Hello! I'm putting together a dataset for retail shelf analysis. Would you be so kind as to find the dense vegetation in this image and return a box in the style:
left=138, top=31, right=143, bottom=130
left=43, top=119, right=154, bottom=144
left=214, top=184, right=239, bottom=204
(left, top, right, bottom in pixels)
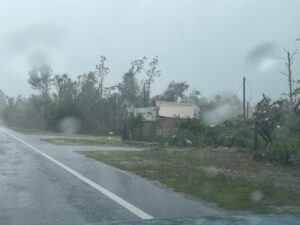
left=161, top=116, right=300, bottom=164
left=0, top=55, right=240, bottom=134
left=0, top=56, right=161, bottom=134
left=0, top=54, right=300, bottom=164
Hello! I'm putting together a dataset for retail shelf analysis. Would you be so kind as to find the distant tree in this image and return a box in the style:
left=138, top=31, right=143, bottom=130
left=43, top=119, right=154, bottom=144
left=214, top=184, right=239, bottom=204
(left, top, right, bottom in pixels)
left=1, top=97, right=15, bottom=126
left=182, top=88, right=207, bottom=106
left=52, top=73, right=78, bottom=119
left=53, top=74, right=77, bottom=100
left=76, top=72, right=100, bottom=133
left=143, top=56, right=161, bottom=106
left=28, top=64, right=53, bottom=97
left=95, top=56, right=110, bottom=133
left=159, top=81, right=189, bottom=102
left=129, top=57, right=147, bottom=75
left=95, top=55, right=110, bottom=102
left=0, top=90, right=6, bottom=113
left=118, top=57, right=147, bottom=107
left=118, top=71, right=140, bottom=106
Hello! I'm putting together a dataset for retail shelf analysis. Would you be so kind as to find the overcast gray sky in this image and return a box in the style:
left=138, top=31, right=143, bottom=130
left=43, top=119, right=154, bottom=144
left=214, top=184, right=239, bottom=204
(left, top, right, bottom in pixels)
left=0, top=0, right=300, bottom=103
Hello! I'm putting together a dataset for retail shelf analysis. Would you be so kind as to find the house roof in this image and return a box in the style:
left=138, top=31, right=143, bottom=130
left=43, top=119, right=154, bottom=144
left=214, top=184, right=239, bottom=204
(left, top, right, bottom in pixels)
left=156, top=100, right=195, bottom=107
left=155, top=100, right=199, bottom=118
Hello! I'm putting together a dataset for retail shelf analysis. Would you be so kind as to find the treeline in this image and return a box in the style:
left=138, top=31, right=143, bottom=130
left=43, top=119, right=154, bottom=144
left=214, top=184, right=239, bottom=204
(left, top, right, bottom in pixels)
left=0, top=54, right=299, bottom=163
left=0, top=56, right=242, bottom=135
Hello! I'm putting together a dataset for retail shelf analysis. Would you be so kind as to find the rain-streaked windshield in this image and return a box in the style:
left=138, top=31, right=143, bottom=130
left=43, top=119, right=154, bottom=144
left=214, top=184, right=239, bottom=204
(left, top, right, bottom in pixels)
left=0, top=1, right=299, bottom=224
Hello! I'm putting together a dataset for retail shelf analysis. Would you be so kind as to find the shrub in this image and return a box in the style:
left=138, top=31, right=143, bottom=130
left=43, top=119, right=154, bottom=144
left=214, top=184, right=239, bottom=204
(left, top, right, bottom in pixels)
left=203, top=125, right=226, bottom=146
left=216, top=122, right=253, bottom=148
left=162, top=118, right=253, bottom=149
left=169, top=118, right=206, bottom=147
left=122, top=114, right=159, bottom=142
left=266, top=126, right=300, bottom=164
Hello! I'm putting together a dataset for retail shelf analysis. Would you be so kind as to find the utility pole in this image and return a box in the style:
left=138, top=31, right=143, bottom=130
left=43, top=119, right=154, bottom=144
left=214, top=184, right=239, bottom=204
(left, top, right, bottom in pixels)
left=243, top=77, right=246, bottom=120
left=246, top=101, right=249, bottom=119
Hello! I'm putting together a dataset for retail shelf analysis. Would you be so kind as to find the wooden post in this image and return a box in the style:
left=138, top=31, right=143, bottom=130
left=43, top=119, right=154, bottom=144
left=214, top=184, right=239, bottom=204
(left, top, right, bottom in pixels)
left=253, top=120, right=258, bottom=158
left=246, top=101, right=249, bottom=119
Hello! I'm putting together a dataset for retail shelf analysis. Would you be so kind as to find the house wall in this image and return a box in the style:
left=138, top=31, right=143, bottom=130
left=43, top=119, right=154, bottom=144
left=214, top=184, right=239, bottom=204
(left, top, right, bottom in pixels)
left=156, top=101, right=200, bottom=119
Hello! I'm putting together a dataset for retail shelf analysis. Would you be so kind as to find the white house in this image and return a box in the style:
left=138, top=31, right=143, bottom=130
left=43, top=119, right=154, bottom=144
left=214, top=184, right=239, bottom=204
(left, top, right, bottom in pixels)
left=128, top=100, right=200, bottom=121
left=155, top=100, right=200, bottom=119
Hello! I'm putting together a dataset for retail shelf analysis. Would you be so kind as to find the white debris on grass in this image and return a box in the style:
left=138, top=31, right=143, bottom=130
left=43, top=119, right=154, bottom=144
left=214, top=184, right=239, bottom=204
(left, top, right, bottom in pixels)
left=250, top=190, right=264, bottom=202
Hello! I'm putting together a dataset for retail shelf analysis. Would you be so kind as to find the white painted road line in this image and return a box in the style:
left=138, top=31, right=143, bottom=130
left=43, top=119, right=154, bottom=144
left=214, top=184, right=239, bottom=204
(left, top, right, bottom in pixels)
left=1, top=129, right=153, bottom=220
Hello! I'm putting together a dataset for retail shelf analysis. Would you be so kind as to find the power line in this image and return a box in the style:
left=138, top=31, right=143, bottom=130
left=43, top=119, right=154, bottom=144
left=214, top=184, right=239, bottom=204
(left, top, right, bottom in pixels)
left=233, top=82, right=243, bottom=97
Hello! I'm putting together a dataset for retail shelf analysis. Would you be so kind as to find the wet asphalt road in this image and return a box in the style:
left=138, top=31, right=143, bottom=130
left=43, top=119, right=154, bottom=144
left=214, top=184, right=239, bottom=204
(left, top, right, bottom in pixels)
left=0, top=128, right=226, bottom=225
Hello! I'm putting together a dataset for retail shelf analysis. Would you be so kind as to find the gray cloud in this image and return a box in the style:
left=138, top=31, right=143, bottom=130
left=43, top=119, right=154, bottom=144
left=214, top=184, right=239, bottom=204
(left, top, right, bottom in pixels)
left=0, top=0, right=299, bottom=101
left=5, top=24, right=64, bottom=53
left=245, top=42, right=280, bottom=73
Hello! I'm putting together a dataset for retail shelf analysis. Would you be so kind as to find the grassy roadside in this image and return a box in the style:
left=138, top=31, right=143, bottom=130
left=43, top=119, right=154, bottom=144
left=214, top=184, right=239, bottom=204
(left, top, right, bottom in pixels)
left=8, top=127, right=58, bottom=135
left=9, top=127, right=153, bottom=148
left=79, top=147, right=300, bottom=213
left=42, top=137, right=156, bottom=148
left=42, top=137, right=126, bottom=147
left=8, top=127, right=117, bottom=139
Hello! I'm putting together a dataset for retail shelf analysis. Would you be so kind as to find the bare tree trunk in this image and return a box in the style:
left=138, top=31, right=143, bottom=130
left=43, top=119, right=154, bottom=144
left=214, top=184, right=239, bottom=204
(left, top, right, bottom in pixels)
left=280, top=49, right=298, bottom=103
left=287, top=51, right=293, bottom=103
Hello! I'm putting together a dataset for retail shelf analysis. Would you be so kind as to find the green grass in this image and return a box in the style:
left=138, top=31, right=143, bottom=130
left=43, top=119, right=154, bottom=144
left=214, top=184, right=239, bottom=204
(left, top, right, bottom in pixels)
left=42, top=137, right=126, bottom=147
left=9, top=127, right=57, bottom=135
left=42, top=137, right=156, bottom=148
left=79, top=147, right=300, bottom=213
left=10, top=126, right=151, bottom=148
left=9, top=127, right=124, bottom=141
